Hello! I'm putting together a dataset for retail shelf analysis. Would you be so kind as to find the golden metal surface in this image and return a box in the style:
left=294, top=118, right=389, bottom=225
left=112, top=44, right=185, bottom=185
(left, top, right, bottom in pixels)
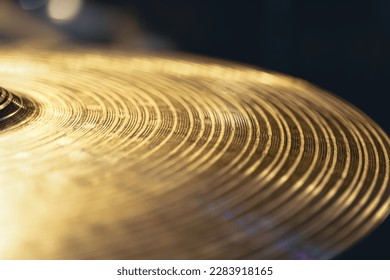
left=0, top=49, right=389, bottom=259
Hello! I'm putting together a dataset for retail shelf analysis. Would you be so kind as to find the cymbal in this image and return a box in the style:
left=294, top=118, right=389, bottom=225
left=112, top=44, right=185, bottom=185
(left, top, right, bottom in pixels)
left=0, top=48, right=389, bottom=259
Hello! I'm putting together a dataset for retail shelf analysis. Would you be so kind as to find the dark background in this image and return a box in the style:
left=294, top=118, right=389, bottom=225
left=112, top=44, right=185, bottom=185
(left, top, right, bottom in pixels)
left=1, top=0, right=389, bottom=259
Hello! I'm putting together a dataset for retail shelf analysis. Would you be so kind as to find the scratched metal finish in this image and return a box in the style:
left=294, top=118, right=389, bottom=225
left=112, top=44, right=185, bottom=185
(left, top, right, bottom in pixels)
left=0, top=49, right=389, bottom=259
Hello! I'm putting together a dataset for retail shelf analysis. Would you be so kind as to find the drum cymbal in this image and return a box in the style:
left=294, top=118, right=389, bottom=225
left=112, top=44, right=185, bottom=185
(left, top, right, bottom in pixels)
left=0, top=48, right=389, bottom=259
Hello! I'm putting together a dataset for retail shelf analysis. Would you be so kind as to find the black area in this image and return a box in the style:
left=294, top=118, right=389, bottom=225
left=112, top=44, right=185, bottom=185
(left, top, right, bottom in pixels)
left=129, top=0, right=390, bottom=133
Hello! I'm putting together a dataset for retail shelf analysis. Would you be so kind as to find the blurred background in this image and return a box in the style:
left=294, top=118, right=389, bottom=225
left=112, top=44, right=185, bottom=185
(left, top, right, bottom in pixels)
left=1, top=0, right=389, bottom=259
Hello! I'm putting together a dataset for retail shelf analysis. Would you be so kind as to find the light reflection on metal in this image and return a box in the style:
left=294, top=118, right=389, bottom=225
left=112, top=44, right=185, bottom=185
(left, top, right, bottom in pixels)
left=47, top=0, right=83, bottom=23
left=0, top=49, right=389, bottom=259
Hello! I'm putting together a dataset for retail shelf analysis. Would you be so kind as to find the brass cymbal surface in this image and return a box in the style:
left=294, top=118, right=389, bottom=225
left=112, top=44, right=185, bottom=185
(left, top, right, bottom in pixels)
left=0, top=49, right=389, bottom=259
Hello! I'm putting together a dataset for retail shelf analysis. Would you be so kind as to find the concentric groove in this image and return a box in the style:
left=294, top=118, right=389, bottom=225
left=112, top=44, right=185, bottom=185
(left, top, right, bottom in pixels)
left=0, top=87, right=36, bottom=130
left=0, top=49, right=389, bottom=260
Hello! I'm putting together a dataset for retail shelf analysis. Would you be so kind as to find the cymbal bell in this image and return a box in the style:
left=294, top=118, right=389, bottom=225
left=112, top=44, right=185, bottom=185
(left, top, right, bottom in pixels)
left=0, top=48, right=389, bottom=259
